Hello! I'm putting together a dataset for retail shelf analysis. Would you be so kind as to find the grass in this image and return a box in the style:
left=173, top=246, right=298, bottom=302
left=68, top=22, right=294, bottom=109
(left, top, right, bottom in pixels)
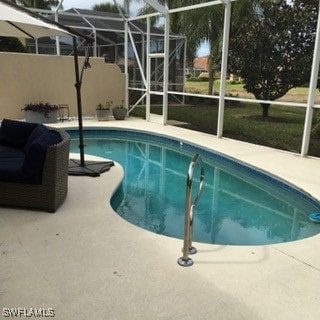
left=130, top=82, right=320, bottom=157
left=186, top=80, right=244, bottom=95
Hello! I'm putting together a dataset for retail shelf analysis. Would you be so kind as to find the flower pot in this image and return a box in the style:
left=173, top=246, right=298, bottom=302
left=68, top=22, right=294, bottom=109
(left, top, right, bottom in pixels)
left=25, top=110, right=58, bottom=124
left=96, top=109, right=110, bottom=121
left=112, top=107, right=126, bottom=120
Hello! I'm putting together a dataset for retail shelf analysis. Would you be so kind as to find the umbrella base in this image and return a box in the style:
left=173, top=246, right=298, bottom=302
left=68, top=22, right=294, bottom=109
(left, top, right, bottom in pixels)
left=68, top=159, right=114, bottom=177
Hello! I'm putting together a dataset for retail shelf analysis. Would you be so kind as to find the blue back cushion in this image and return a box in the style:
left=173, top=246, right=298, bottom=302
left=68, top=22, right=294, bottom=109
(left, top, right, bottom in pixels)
left=23, top=124, right=49, bottom=152
left=1, top=119, right=38, bottom=148
left=22, top=130, right=62, bottom=182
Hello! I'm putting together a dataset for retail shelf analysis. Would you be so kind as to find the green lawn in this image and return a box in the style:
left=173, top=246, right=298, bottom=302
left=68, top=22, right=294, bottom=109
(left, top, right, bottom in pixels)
left=185, top=80, right=316, bottom=102
left=131, top=98, right=320, bottom=157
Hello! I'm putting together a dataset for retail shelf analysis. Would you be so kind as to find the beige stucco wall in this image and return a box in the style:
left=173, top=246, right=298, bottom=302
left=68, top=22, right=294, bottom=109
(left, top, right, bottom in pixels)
left=0, top=52, right=125, bottom=120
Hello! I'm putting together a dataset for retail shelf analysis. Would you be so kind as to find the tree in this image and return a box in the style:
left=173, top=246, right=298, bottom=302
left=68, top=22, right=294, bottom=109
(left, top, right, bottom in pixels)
left=93, top=2, right=125, bottom=15
left=229, top=0, right=318, bottom=117
left=17, top=0, right=60, bottom=10
left=0, top=37, right=27, bottom=53
left=1, top=1, right=43, bottom=52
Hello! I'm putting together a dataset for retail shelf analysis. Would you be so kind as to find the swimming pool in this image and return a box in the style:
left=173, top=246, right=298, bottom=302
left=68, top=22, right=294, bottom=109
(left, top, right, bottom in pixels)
left=69, top=129, right=320, bottom=245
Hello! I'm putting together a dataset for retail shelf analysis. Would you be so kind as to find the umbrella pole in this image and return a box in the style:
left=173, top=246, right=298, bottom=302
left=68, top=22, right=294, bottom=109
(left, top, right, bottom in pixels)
left=73, top=36, right=85, bottom=166
left=68, top=37, right=115, bottom=177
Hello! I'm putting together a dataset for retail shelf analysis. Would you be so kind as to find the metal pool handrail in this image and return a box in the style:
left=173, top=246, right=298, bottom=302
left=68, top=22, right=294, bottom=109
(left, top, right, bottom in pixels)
left=178, top=153, right=205, bottom=267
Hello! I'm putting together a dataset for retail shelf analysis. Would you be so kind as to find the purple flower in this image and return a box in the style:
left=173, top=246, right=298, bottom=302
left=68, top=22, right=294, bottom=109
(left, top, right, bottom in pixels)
left=22, top=102, right=58, bottom=118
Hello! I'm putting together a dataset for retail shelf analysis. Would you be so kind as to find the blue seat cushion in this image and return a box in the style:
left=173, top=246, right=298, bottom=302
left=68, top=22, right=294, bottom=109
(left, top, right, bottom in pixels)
left=1, top=119, right=38, bottom=148
left=0, top=145, right=25, bottom=158
left=0, top=157, right=25, bottom=183
left=0, top=131, right=9, bottom=146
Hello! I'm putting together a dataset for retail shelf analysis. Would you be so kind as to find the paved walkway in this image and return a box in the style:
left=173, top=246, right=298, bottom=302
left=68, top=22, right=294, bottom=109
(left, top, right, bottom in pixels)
left=1, top=118, right=320, bottom=320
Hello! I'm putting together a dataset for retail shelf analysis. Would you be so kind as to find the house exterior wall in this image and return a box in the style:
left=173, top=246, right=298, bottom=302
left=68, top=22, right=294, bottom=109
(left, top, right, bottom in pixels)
left=0, top=52, right=125, bottom=120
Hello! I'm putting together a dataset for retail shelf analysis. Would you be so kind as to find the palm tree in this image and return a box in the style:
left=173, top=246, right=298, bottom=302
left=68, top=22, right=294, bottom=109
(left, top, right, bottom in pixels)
left=123, top=0, right=131, bottom=16
left=179, top=0, right=259, bottom=95
left=93, top=1, right=143, bottom=17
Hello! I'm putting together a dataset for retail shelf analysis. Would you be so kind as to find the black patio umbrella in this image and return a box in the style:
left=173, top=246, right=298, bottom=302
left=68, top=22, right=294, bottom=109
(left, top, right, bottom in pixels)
left=0, top=0, right=114, bottom=177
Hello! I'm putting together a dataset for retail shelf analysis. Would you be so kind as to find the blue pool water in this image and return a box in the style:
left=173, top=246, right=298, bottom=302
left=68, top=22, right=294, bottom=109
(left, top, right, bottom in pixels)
left=69, top=129, right=320, bottom=245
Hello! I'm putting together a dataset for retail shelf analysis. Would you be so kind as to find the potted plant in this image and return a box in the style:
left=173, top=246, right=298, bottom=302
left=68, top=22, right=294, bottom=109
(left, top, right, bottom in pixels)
left=22, top=102, right=59, bottom=123
left=112, top=101, right=127, bottom=120
left=96, top=101, right=111, bottom=121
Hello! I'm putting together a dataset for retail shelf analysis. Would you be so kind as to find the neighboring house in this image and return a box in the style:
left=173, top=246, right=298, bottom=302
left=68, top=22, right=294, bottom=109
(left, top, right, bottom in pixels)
left=193, top=55, right=208, bottom=71
left=193, top=55, right=241, bottom=81
left=193, top=55, right=209, bottom=78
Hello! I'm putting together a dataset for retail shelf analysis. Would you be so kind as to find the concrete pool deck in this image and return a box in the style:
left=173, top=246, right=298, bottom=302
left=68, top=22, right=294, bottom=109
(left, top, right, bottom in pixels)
left=1, top=118, right=320, bottom=320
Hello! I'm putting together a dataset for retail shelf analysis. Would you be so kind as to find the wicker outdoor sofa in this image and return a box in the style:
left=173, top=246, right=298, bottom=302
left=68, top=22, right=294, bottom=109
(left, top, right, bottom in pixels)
left=0, top=119, right=70, bottom=212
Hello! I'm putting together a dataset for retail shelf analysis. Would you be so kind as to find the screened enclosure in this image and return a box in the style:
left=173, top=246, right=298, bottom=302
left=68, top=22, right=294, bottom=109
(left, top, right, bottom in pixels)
left=27, top=8, right=186, bottom=103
